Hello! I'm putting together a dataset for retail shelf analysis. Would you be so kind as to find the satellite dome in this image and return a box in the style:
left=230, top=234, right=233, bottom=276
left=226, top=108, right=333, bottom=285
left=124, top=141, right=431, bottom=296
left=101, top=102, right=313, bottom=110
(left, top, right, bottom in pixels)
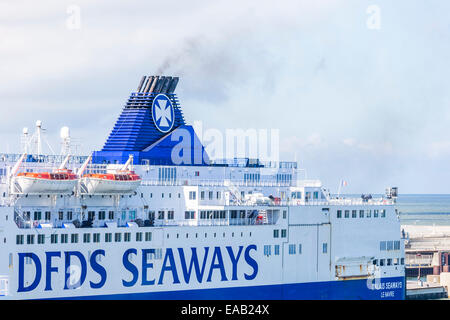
left=60, top=126, right=70, bottom=139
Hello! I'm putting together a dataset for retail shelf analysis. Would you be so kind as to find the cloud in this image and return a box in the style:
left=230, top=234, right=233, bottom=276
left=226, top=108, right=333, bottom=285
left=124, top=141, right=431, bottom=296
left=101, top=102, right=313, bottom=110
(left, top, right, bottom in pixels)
left=0, top=0, right=449, bottom=193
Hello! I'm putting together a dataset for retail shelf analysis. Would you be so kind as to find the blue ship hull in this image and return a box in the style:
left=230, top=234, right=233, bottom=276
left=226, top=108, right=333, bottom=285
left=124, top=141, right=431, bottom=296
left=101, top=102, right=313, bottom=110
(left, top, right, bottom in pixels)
left=54, top=276, right=405, bottom=300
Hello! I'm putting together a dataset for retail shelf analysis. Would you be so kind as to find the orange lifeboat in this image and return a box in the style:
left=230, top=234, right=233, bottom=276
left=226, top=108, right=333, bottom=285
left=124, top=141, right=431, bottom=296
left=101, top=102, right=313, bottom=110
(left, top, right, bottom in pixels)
left=80, top=170, right=141, bottom=194
left=14, top=169, right=78, bottom=194
left=78, top=155, right=141, bottom=194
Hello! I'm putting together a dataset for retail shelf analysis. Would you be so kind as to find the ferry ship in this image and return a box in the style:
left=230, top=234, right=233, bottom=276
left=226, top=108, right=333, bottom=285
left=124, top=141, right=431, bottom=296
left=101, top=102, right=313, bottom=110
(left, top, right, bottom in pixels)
left=0, top=75, right=405, bottom=299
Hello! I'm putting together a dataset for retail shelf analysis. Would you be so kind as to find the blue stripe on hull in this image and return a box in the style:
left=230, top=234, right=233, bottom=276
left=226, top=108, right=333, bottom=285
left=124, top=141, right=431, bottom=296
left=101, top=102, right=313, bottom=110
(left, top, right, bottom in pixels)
left=53, top=277, right=405, bottom=300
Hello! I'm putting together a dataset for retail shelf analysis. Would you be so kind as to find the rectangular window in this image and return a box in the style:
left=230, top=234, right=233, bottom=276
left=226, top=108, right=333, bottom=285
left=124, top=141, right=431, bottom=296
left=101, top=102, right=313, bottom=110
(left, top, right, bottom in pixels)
left=185, top=211, right=195, bottom=219
left=51, top=234, right=58, bottom=244
left=108, top=211, right=114, bottom=220
left=381, top=209, right=386, bottom=218
left=58, top=211, right=64, bottom=220
left=337, top=210, right=342, bottom=218
left=264, top=245, right=272, bottom=256
left=352, top=210, right=357, bottom=218
left=387, top=241, right=394, bottom=251
left=67, top=211, right=73, bottom=220
left=374, top=209, right=379, bottom=218
left=145, top=232, right=152, bottom=241
left=71, top=234, right=78, bottom=243
left=281, top=229, right=287, bottom=238
left=394, top=240, right=400, bottom=250
left=27, top=234, right=34, bottom=244
left=98, top=211, right=106, bottom=220
left=115, top=233, right=121, bottom=242
left=16, top=235, right=24, bottom=245
left=189, top=191, right=196, bottom=200
left=273, top=229, right=279, bottom=238
left=45, top=211, right=51, bottom=220
left=298, top=244, right=302, bottom=254
left=387, top=258, right=392, bottom=266
left=38, top=234, right=45, bottom=244
left=105, top=233, right=112, bottom=243
left=124, top=232, right=131, bottom=242
left=380, top=241, right=387, bottom=251
left=61, top=234, right=68, bottom=244
left=200, top=191, right=205, bottom=200
left=289, top=244, right=296, bottom=255
left=322, top=243, right=328, bottom=254
left=136, top=232, right=143, bottom=242
left=167, top=211, right=174, bottom=220
left=34, top=211, right=41, bottom=220
left=209, top=191, right=213, bottom=200
left=359, top=210, right=364, bottom=218
left=274, top=245, right=280, bottom=255
left=344, top=210, right=349, bottom=218
left=93, top=233, right=100, bottom=243
left=366, top=210, right=371, bottom=218
left=83, top=233, right=90, bottom=243
left=158, top=211, right=164, bottom=220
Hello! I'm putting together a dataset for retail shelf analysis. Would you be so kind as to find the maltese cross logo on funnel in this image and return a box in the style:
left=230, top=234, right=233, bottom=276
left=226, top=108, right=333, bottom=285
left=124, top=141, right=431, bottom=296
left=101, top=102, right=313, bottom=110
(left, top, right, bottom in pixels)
left=152, top=94, right=175, bottom=133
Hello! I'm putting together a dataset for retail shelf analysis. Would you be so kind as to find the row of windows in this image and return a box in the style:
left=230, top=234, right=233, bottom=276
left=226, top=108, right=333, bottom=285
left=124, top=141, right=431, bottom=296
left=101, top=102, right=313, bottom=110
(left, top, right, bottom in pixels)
left=16, top=232, right=152, bottom=245
left=264, top=243, right=328, bottom=257
left=21, top=210, right=136, bottom=222
left=380, top=240, right=401, bottom=251
left=200, top=191, right=222, bottom=200
left=167, top=231, right=253, bottom=239
left=200, top=210, right=226, bottom=219
left=276, top=173, right=292, bottom=183
left=337, top=209, right=386, bottom=219
left=158, top=167, right=177, bottom=182
left=244, top=173, right=260, bottom=183
left=159, top=193, right=181, bottom=199
left=373, top=258, right=404, bottom=266
left=273, top=229, right=287, bottom=238
left=291, top=191, right=322, bottom=200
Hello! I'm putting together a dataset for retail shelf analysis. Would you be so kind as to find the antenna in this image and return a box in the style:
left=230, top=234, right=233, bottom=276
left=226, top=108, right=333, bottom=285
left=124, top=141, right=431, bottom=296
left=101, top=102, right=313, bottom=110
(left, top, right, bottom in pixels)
left=36, top=120, right=42, bottom=156
left=21, top=127, right=29, bottom=153
left=60, top=126, right=71, bottom=155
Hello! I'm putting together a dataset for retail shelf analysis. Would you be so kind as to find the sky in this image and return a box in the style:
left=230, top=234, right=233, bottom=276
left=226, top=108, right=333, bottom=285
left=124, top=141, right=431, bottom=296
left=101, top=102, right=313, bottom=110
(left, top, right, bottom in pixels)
left=0, top=0, right=449, bottom=194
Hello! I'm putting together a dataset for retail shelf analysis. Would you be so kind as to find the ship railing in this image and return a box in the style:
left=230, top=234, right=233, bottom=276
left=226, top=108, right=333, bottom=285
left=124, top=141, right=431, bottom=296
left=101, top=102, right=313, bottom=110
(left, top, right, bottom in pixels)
left=140, top=179, right=292, bottom=187
left=175, top=218, right=276, bottom=227
left=0, top=153, right=89, bottom=164
left=405, top=255, right=433, bottom=267
left=328, top=198, right=394, bottom=206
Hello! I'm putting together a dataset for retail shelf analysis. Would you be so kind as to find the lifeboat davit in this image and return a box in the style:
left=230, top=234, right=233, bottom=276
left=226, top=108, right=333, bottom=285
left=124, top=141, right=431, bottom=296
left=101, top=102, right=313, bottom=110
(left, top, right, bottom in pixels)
left=80, top=170, right=141, bottom=194
left=14, top=169, right=78, bottom=194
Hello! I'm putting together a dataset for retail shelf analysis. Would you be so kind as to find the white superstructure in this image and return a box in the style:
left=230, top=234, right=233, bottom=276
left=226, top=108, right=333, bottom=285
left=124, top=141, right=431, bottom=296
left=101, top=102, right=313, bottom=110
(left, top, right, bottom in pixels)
left=0, top=75, right=405, bottom=300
